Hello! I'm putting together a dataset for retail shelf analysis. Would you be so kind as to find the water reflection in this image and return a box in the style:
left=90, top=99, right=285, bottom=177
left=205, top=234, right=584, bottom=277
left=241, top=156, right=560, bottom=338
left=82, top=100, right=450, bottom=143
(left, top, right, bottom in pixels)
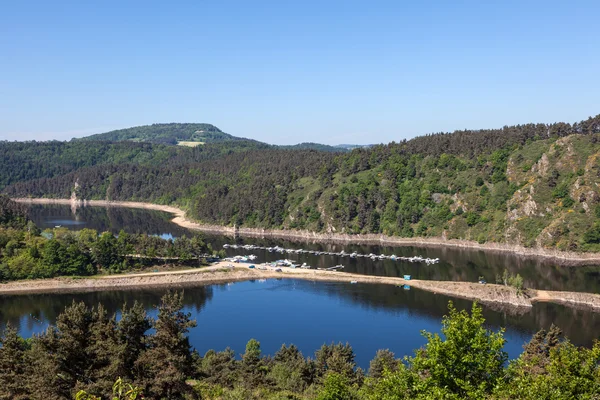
left=213, top=236, right=600, bottom=293
left=27, top=204, right=191, bottom=237
left=25, top=204, right=600, bottom=293
left=0, top=286, right=214, bottom=337
left=2, top=280, right=599, bottom=368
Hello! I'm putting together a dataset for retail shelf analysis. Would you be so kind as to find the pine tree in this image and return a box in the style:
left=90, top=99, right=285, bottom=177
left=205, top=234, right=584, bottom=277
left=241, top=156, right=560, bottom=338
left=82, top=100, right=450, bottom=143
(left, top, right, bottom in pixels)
left=240, top=338, right=265, bottom=389
left=0, top=324, right=29, bottom=399
left=135, top=291, right=197, bottom=399
left=79, top=304, right=123, bottom=397
left=117, top=301, right=151, bottom=380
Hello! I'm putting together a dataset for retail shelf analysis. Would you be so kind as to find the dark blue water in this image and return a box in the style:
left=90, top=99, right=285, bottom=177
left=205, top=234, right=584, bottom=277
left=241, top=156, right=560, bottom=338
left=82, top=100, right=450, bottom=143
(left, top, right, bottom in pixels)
left=8, top=203, right=599, bottom=368
left=3, top=279, right=599, bottom=369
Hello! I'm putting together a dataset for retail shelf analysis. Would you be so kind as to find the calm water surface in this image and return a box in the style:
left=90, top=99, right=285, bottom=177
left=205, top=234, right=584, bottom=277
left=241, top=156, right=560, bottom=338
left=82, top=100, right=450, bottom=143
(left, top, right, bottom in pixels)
left=27, top=204, right=600, bottom=292
left=7, top=204, right=598, bottom=367
left=3, top=279, right=600, bottom=368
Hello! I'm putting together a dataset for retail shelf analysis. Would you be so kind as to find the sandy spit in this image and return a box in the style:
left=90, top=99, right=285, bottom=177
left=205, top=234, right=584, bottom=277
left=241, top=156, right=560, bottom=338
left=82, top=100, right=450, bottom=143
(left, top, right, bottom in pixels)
left=2, top=262, right=600, bottom=312
left=12, top=197, right=600, bottom=265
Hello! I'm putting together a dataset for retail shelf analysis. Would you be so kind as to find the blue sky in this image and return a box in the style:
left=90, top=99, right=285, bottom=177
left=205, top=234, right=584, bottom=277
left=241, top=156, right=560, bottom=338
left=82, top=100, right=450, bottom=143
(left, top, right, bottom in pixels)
left=1, top=0, right=599, bottom=145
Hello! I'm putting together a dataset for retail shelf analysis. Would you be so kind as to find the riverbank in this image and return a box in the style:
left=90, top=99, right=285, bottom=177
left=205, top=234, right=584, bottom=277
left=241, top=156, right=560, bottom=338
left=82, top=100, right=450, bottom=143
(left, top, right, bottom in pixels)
left=2, top=261, right=600, bottom=312
left=13, top=197, right=600, bottom=265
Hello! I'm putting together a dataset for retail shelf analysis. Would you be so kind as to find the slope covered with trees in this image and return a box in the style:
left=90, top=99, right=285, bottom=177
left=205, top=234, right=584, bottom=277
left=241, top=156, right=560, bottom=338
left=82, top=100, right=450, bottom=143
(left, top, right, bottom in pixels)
left=0, top=139, right=269, bottom=191
left=1, top=298, right=598, bottom=399
left=4, top=114, right=600, bottom=252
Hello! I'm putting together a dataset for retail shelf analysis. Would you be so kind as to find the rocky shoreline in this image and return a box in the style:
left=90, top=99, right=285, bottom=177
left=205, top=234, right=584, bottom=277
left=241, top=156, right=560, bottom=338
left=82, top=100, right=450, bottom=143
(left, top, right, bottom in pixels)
left=13, top=197, right=600, bottom=266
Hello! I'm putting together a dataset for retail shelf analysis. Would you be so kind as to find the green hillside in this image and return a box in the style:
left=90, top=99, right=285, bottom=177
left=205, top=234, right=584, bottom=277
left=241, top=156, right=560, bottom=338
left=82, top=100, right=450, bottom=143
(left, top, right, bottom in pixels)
left=77, top=123, right=249, bottom=145
left=5, top=114, right=600, bottom=252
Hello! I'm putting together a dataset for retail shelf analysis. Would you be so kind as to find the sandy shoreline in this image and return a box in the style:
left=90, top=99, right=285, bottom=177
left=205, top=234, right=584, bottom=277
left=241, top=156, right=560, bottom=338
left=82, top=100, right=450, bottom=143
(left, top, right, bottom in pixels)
left=2, top=262, right=600, bottom=312
left=13, top=197, right=600, bottom=265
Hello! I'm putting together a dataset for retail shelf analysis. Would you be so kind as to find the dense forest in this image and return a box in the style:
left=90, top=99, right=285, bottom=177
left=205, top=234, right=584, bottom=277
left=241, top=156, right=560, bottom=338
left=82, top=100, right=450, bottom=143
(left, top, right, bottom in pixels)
left=0, top=139, right=269, bottom=190
left=4, top=114, right=600, bottom=251
left=0, top=196, right=218, bottom=281
left=1, top=296, right=598, bottom=399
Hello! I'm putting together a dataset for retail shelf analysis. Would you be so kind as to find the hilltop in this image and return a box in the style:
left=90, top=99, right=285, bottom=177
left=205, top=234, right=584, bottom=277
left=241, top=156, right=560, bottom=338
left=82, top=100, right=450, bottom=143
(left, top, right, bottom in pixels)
left=75, top=123, right=364, bottom=151
left=76, top=123, right=251, bottom=145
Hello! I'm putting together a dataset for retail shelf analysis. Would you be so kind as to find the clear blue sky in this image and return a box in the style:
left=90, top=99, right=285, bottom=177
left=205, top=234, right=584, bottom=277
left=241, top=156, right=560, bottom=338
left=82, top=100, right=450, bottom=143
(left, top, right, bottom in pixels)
left=1, top=1, right=599, bottom=145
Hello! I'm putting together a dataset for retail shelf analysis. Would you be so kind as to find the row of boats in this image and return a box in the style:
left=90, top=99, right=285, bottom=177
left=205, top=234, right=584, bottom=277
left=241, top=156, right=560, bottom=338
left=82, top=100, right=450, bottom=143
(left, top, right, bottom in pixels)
left=224, top=256, right=345, bottom=271
left=222, top=244, right=440, bottom=265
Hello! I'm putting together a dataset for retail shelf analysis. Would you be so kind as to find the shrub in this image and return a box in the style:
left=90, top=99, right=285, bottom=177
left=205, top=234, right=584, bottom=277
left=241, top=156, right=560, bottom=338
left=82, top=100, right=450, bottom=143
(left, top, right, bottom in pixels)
left=465, top=212, right=480, bottom=226
left=583, top=223, right=600, bottom=244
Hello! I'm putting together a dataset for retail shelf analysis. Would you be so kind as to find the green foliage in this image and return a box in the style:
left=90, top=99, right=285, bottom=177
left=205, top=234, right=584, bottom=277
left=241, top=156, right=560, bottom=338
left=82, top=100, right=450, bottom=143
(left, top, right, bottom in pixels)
left=409, top=302, right=507, bottom=398
left=367, top=349, right=398, bottom=379
left=0, top=225, right=212, bottom=282
left=0, top=196, right=29, bottom=230
left=552, top=182, right=570, bottom=199
left=496, top=269, right=525, bottom=294
left=583, top=223, right=600, bottom=244
left=317, top=373, right=356, bottom=400
left=0, top=323, right=29, bottom=399
left=135, top=291, right=197, bottom=399
left=76, top=378, right=143, bottom=400
left=496, top=327, right=600, bottom=399
left=562, top=196, right=575, bottom=208
left=465, top=211, right=480, bottom=226
left=3, top=300, right=600, bottom=399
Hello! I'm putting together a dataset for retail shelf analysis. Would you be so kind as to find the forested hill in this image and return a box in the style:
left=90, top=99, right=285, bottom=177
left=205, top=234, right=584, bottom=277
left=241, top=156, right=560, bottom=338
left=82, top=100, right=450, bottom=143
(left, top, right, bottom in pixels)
left=4, top=113, right=600, bottom=252
left=76, top=123, right=252, bottom=145
left=280, top=142, right=349, bottom=152
left=0, top=139, right=268, bottom=189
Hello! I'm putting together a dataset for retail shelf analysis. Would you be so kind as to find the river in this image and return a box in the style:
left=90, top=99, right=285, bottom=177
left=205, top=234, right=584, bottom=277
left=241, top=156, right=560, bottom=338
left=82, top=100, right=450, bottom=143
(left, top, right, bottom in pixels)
left=3, top=203, right=598, bottom=368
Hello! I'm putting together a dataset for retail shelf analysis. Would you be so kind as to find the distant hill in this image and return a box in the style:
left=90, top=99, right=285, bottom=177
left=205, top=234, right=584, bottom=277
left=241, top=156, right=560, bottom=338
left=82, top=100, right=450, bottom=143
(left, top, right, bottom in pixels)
left=75, top=123, right=369, bottom=152
left=280, top=142, right=348, bottom=152
left=335, top=144, right=375, bottom=150
left=77, top=123, right=251, bottom=145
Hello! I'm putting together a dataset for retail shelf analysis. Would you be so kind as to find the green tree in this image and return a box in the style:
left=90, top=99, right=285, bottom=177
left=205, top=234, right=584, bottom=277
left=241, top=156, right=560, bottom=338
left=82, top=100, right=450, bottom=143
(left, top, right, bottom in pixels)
left=240, top=338, right=266, bottom=388
left=367, top=349, right=398, bottom=379
left=315, top=343, right=357, bottom=381
left=267, top=344, right=312, bottom=393
left=92, top=232, right=122, bottom=271
left=497, top=340, right=600, bottom=399
left=409, top=302, right=507, bottom=398
left=0, top=324, right=29, bottom=400
left=117, top=301, right=151, bottom=380
left=317, top=372, right=355, bottom=400
left=135, top=291, right=197, bottom=399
